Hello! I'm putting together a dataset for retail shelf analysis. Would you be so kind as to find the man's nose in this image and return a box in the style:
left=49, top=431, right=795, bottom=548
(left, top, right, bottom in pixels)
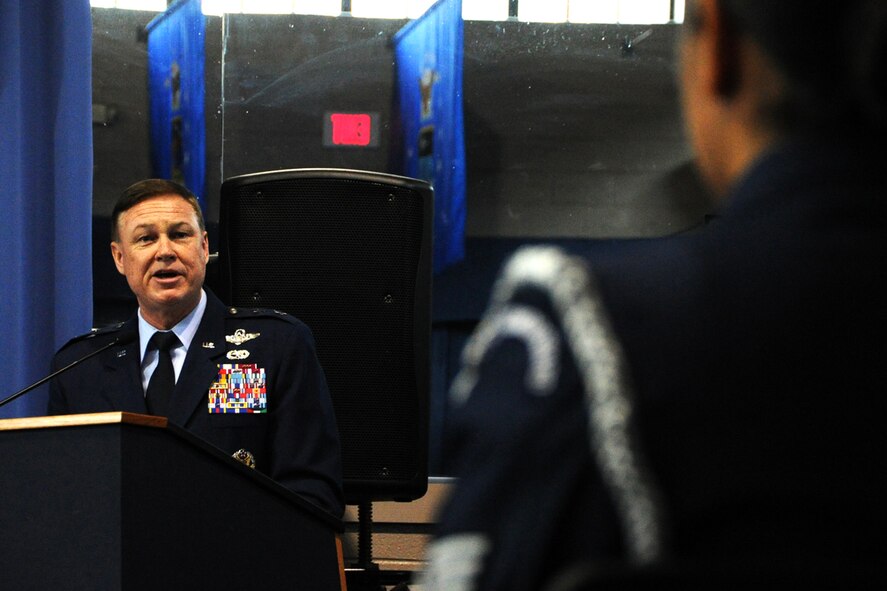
left=155, top=235, right=176, bottom=259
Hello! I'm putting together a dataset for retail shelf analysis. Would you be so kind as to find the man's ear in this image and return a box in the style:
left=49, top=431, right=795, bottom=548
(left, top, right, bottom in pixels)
left=697, top=0, right=742, bottom=99
left=110, top=241, right=126, bottom=275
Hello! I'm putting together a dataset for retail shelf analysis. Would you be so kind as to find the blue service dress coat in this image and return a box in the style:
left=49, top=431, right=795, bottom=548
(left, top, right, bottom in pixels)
left=48, top=290, right=345, bottom=518
left=422, top=137, right=887, bottom=590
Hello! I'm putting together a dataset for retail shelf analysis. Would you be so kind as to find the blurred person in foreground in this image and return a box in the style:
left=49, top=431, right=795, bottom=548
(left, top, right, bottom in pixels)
left=48, top=179, right=344, bottom=518
left=421, top=1, right=886, bottom=589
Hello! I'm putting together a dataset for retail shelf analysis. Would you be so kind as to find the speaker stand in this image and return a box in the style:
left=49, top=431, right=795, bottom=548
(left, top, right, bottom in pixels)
left=346, top=502, right=414, bottom=591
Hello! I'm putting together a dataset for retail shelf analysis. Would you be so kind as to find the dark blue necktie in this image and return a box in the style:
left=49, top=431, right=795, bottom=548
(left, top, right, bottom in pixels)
left=146, top=331, right=179, bottom=417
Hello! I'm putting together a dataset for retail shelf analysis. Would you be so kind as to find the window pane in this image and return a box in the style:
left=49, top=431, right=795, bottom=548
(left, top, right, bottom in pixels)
left=463, top=0, right=508, bottom=21
left=568, top=0, right=674, bottom=24
left=568, top=0, right=618, bottom=23
left=351, top=0, right=409, bottom=18
left=247, top=0, right=296, bottom=14
left=407, top=0, right=438, bottom=19
left=202, top=0, right=244, bottom=15
left=673, top=0, right=685, bottom=22
left=519, top=0, right=569, bottom=23
left=295, top=0, right=341, bottom=16
left=93, top=0, right=679, bottom=21
left=616, top=0, right=671, bottom=24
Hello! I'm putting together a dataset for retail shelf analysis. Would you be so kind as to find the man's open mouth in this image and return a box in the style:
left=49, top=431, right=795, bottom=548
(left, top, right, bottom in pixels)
left=154, top=270, right=180, bottom=279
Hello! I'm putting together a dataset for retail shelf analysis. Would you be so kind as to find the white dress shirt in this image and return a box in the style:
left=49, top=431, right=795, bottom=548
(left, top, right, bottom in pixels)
left=138, top=289, right=208, bottom=394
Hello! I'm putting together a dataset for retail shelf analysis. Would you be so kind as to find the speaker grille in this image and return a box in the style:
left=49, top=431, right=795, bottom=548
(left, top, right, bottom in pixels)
left=220, top=172, right=430, bottom=502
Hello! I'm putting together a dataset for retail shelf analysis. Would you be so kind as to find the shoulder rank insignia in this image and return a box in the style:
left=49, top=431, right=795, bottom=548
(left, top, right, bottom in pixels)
left=226, top=328, right=260, bottom=346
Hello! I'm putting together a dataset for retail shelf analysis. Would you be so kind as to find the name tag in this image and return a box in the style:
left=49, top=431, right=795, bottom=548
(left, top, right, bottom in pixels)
left=208, top=364, right=267, bottom=414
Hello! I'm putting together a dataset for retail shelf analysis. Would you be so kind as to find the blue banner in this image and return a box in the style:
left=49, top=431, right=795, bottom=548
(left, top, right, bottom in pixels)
left=394, top=0, right=466, bottom=273
left=147, top=0, right=206, bottom=206
left=0, top=0, right=93, bottom=417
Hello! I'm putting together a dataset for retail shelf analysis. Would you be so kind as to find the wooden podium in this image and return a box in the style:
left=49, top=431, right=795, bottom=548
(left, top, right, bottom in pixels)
left=0, top=412, right=346, bottom=590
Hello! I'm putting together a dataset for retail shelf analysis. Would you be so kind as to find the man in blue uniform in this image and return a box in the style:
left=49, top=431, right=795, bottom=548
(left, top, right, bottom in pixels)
left=49, top=179, right=344, bottom=518
left=422, top=0, right=887, bottom=589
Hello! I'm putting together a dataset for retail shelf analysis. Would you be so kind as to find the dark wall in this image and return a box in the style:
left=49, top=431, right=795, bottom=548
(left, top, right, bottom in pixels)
left=219, top=14, right=404, bottom=185
left=92, top=9, right=154, bottom=219
left=461, top=21, right=709, bottom=238
left=217, top=16, right=711, bottom=239
left=92, top=8, right=224, bottom=219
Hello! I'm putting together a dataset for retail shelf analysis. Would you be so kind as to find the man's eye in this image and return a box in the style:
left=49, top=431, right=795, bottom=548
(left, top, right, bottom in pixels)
left=137, top=235, right=154, bottom=243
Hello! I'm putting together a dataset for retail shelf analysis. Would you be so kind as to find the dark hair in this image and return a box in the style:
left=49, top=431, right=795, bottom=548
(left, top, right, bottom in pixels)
left=111, top=178, right=205, bottom=242
left=705, top=0, right=887, bottom=133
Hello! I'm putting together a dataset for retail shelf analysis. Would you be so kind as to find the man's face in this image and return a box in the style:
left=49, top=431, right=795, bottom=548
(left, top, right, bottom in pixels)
left=111, top=194, right=209, bottom=329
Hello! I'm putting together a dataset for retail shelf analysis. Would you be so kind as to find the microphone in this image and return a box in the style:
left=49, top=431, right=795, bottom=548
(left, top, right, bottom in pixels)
left=0, top=330, right=139, bottom=410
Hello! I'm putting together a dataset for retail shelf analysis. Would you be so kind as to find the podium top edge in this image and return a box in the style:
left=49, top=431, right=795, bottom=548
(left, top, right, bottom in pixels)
left=0, top=412, right=167, bottom=432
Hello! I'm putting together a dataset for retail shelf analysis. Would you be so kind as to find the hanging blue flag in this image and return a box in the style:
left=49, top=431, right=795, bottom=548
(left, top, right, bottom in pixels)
left=394, top=0, right=466, bottom=274
left=0, top=0, right=93, bottom=418
left=147, top=0, right=206, bottom=207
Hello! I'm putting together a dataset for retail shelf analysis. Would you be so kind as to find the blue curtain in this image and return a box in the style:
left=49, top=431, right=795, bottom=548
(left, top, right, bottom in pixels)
left=394, top=0, right=466, bottom=273
left=0, top=0, right=93, bottom=418
left=147, top=0, right=206, bottom=207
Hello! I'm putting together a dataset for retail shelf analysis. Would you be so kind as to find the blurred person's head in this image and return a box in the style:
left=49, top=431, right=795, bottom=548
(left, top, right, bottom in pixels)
left=678, top=0, right=886, bottom=196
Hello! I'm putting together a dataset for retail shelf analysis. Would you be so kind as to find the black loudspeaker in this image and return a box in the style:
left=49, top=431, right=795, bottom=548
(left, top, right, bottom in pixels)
left=218, top=169, right=432, bottom=505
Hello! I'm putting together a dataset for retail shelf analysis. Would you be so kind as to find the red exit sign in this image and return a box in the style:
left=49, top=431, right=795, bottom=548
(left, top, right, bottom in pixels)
left=323, top=112, right=380, bottom=147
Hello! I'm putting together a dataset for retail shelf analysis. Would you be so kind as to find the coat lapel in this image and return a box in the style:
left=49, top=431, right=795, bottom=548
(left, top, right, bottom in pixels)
left=167, top=292, right=227, bottom=427
left=99, top=317, right=148, bottom=413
